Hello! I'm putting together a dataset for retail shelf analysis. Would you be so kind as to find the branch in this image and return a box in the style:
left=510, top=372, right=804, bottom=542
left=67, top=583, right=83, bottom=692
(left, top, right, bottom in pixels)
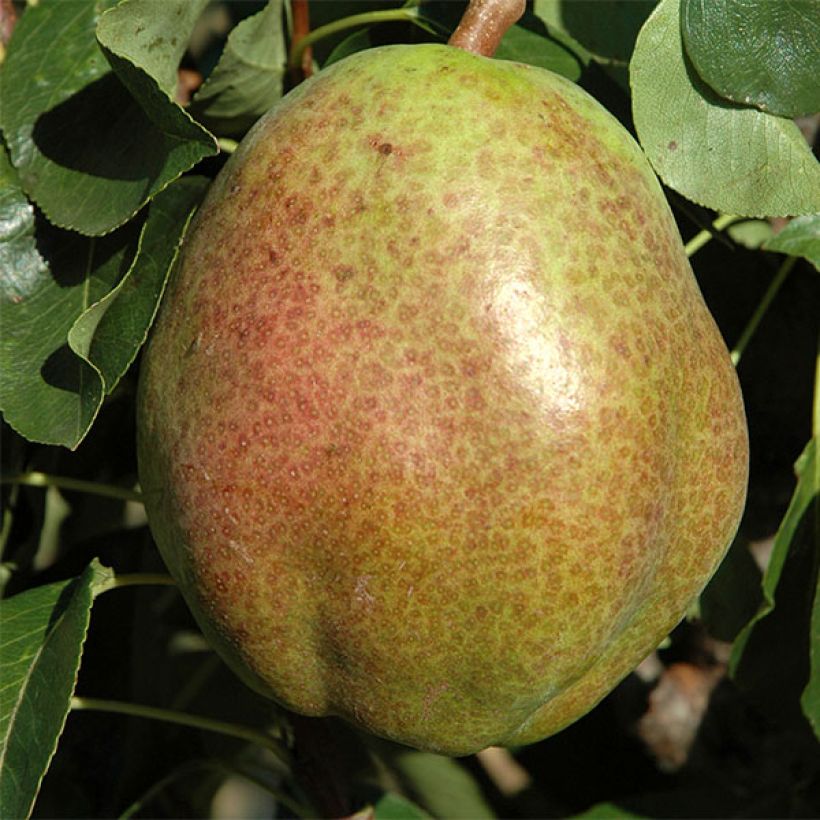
left=448, top=0, right=525, bottom=58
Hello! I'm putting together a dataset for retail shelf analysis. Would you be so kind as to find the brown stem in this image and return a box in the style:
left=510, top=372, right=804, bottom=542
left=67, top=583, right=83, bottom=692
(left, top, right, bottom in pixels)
left=0, top=0, right=18, bottom=49
left=448, top=0, right=525, bottom=57
left=291, top=0, right=313, bottom=82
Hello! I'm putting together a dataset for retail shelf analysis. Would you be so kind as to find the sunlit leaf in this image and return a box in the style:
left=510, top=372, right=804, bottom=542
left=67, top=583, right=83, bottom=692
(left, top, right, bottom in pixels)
left=727, top=219, right=774, bottom=250
left=0, top=215, right=139, bottom=448
left=96, top=0, right=209, bottom=95
left=67, top=176, right=210, bottom=396
left=0, top=561, right=114, bottom=819
left=630, top=0, right=820, bottom=218
left=190, top=0, right=287, bottom=138
left=0, top=173, right=206, bottom=449
left=0, top=145, right=44, bottom=310
left=0, top=0, right=215, bottom=236
left=681, top=0, right=820, bottom=118
left=763, top=214, right=820, bottom=272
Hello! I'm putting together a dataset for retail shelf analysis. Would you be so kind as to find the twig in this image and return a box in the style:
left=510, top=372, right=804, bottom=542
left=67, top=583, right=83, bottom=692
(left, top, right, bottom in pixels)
left=287, top=8, right=424, bottom=72
left=731, top=255, right=796, bottom=366
left=684, top=213, right=738, bottom=258
left=71, top=696, right=291, bottom=769
left=291, top=0, right=312, bottom=82
left=0, top=471, right=143, bottom=503
left=448, top=0, right=525, bottom=57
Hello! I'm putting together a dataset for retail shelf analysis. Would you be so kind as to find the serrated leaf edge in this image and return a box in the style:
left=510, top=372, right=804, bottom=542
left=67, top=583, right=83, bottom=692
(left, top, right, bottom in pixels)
left=0, top=564, right=99, bottom=818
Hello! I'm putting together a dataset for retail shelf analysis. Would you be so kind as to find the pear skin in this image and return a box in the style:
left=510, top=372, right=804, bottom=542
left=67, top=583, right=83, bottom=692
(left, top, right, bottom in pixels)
left=137, top=44, right=748, bottom=756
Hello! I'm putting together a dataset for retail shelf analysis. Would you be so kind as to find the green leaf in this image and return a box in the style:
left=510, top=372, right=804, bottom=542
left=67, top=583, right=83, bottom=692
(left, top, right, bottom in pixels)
left=0, top=206, right=139, bottom=448
left=372, top=744, right=495, bottom=820
left=736, top=439, right=819, bottom=663
left=573, top=803, right=645, bottom=818
left=324, top=27, right=380, bottom=67
left=727, top=219, right=774, bottom=250
left=681, top=0, right=820, bottom=118
left=0, top=0, right=111, bottom=233
left=0, top=145, right=45, bottom=307
left=67, top=175, right=210, bottom=396
left=729, top=439, right=820, bottom=712
left=0, top=173, right=207, bottom=449
left=190, top=0, right=287, bottom=138
left=803, top=527, right=820, bottom=739
left=802, top=363, right=820, bottom=739
left=763, top=214, right=820, bottom=272
left=373, top=792, right=431, bottom=819
left=0, top=561, right=114, bottom=819
left=495, top=24, right=583, bottom=81
left=0, top=0, right=216, bottom=237
left=699, top=536, right=762, bottom=642
left=534, top=0, right=656, bottom=62
left=630, top=0, right=820, bottom=218
left=96, top=0, right=209, bottom=96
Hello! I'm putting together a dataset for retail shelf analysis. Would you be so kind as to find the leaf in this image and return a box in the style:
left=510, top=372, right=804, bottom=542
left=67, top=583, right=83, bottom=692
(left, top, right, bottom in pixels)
left=189, top=0, right=287, bottom=138
left=681, top=0, right=820, bottom=118
left=373, top=792, right=431, bottom=819
left=0, top=210, right=139, bottom=449
left=803, top=526, right=820, bottom=739
left=0, top=172, right=207, bottom=449
left=763, top=214, right=820, bottom=272
left=96, top=0, right=209, bottom=96
left=372, top=744, right=495, bottom=820
left=573, top=803, right=645, bottom=818
left=729, top=439, right=820, bottom=727
left=0, top=0, right=216, bottom=236
left=727, top=219, right=774, bottom=250
left=731, top=440, right=818, bottom=668
left=630, top=0, right=820, bottom=218
left=495, top=24, right=583, bottom=80
left=0, top=145, right=45, bottom=305
left=0, top=560, right=114, bottom=819
left=325, top=28, right=381, bottom=68
left=802, top=363, right=820, bottom=739
left=699, top=536, right=762, bottom=642
left=533, top=0, right=656, bottom=62
left=67, top=175, right=210, bottom=396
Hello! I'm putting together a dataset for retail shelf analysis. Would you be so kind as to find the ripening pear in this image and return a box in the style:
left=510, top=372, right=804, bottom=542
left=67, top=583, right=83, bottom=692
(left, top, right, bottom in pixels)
left=137, top=44, right=748, bottom=756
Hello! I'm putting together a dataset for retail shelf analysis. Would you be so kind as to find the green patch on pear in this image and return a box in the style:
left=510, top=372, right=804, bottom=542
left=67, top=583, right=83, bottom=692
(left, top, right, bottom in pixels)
left=137, top=44, right=748, bottom=756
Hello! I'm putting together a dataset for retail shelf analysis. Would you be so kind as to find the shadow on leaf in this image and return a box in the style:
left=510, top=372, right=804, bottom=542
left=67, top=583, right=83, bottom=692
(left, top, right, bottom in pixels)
left=41, top=344, right=93, bottom=394
left=32, top=73, right=162, bottom=184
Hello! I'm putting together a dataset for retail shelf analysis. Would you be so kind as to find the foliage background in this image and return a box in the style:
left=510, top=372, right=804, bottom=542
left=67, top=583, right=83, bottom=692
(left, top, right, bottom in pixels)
left=0, top=0, right=818, bottom=817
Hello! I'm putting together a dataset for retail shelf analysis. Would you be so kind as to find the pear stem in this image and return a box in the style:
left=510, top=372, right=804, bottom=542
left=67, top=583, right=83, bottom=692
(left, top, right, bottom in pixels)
left=448, top=0, right=525, bottom=57
left=291, top=0, right=313, bottom=80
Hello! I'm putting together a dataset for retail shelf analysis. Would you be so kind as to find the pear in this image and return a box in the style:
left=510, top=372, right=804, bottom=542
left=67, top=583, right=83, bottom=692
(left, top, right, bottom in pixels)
left=137, top=44, right=748, bottom=756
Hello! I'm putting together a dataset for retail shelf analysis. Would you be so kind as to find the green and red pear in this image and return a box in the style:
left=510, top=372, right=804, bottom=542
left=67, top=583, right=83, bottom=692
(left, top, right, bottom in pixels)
left=137, top=38, right=748, bottom=755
